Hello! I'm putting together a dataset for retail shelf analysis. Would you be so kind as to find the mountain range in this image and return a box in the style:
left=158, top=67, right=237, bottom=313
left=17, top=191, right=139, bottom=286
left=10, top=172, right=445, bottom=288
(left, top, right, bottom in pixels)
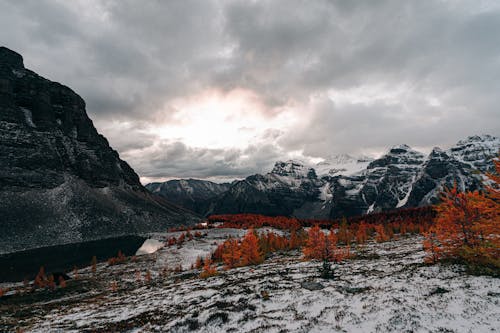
left=147, top=135, right=499, bottom=219
left=0, top=47, right=198, bottom=254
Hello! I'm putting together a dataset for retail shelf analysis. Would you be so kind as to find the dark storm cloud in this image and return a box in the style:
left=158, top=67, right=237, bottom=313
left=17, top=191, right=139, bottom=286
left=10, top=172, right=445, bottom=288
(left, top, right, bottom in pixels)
left=1, top=0, right=499, bottom=180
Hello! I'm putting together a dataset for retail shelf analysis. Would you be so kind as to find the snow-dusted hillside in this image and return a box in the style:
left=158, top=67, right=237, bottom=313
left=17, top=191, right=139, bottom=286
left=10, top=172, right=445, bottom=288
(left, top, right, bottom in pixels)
left=2, top=230, right=498, bottom=332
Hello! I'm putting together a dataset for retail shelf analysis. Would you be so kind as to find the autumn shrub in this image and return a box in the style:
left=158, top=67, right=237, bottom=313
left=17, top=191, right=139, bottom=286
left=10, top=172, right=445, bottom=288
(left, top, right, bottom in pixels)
left=209, top=214, right=301, bottom=230
left=355, top=222, right=368, bottom=245
left=374, top=224, right=390, bottom=243
left=91, top=256, right=97, bottom=275
left=34, top=266, right=47, bottom=288
left=199, top=257, right=218, bottom=278
left=107, top=250, right=127, bottom=266
left=134, top=270, right=141, bottom=283
left=58, top=276, right=67, bottom=288
left=194, top=256, right=204, bottom=269
left=145, top=270, right=152, bottom=283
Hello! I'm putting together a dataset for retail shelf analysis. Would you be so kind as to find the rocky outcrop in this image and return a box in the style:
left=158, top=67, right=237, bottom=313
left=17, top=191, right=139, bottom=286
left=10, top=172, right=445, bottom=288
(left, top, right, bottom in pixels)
left=0, top=47, right=198, bottom=254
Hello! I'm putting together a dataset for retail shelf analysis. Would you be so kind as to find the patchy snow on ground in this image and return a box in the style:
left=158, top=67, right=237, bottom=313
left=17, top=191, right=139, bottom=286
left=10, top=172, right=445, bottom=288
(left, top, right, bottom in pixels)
left=1, top=231, right=498, bottom=333
left=136, top=239, right=165, bottom=256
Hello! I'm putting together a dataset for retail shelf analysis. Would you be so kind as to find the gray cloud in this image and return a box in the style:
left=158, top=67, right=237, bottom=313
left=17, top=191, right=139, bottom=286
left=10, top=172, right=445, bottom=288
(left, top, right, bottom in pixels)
left=123, top=140, right=283, bottom=183
left=1, top=0, right=499, bottom=181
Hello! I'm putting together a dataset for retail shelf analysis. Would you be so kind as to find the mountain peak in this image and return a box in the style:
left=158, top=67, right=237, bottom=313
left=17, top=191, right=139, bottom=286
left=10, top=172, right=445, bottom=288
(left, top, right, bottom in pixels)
left=388, top=144, right=413, bottom=153
left=368, top=144, right=424, bottom=169
left=449, top=134, right=499, bottom=172
left=271, top=160, right=316, bottom=178
left=455, top=134, right=498, bottom=146
left=0, top=46, right=24, bottom=69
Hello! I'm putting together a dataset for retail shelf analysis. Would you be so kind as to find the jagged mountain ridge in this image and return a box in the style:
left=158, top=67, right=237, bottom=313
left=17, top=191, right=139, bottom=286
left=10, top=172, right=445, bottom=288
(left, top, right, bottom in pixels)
left=148, top=135, right=499, bottom=219
left=145, top=179, right=230, bottom=215
left=0, top=47, right=198, bottom=254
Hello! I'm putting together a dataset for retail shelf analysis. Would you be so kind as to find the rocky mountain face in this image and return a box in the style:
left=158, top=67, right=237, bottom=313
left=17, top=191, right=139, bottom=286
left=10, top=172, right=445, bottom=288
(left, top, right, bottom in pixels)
left=0, top=47, right=198, bottom=254
left=149, top=135, right=499, bottom=219
left=210, top=163, right=325, bottom=218
left=145, top=179, right=230, bottom=215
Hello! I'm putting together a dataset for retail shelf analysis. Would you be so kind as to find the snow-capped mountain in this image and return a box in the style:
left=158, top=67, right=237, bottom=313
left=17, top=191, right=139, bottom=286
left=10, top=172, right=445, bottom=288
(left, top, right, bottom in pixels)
left=149, top=135, right=499, bottom=219
left=327, top=144, right=426, bottom=217
left=208, top=160, right=325, bottom=218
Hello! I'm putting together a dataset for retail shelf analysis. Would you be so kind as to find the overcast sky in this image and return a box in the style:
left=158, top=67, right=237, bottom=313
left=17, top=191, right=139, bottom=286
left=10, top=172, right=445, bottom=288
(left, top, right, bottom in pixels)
left=1, top=0, right=499, bottom=183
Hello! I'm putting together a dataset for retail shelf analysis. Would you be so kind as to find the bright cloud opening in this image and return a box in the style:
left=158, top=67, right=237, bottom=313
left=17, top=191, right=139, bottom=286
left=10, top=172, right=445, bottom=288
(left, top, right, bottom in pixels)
left=152, top=88, right=299, bottom=149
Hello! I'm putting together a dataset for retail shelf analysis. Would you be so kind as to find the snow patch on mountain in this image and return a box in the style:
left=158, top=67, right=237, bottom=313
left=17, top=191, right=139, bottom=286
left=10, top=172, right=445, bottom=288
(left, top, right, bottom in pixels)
left=20, top=107, right=36, bottom=128
left=318, top=183, right=332, bottom=201
left=315, top=154, right=373, bottom=177
left=136, top=239, right=164, bottom=256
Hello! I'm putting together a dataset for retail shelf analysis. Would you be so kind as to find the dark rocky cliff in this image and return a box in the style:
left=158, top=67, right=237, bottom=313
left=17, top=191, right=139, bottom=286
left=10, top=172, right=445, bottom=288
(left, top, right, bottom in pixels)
left=0, top=47, right=198, bottom=254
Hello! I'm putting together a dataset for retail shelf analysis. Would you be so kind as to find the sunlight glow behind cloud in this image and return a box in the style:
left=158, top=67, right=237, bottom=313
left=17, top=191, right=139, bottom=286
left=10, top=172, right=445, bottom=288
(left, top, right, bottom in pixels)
left=153, top=88, right=300, bottom=149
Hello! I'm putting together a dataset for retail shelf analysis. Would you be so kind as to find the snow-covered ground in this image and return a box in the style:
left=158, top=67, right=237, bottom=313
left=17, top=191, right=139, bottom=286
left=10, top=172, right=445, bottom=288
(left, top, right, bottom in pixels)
left=1, top=231, right=498, bottom=333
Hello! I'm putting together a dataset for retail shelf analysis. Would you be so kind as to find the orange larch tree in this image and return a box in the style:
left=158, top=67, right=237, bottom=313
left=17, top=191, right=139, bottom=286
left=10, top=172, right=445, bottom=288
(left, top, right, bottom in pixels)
left=240, top=229, right=263, bottom=266
left=222, top=238, right=242, bottom=269
left=337, top=218, right=351, bottom=245
left=303, top=225, right=326, bottom=260
left=355, top=222, right=368, bottom=245
left=424, top=169, right=500, bottom=272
